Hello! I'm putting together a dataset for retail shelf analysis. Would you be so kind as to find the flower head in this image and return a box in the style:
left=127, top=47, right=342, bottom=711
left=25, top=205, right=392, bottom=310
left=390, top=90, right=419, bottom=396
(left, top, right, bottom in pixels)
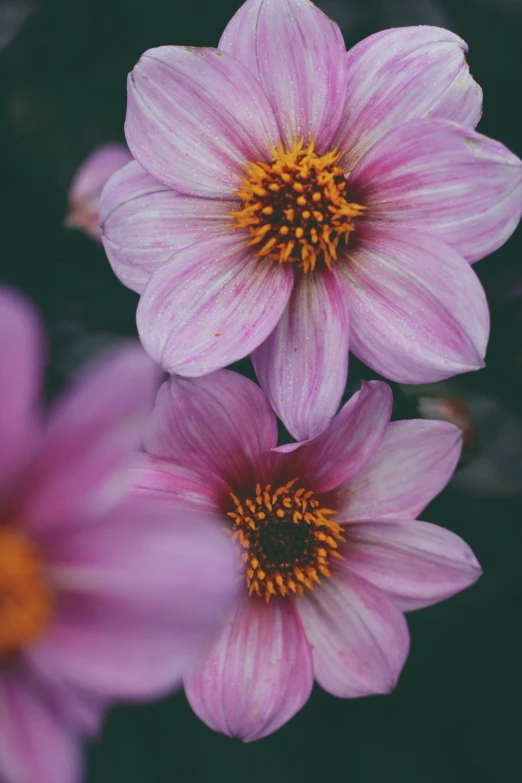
left=101, top=0, right=522, bottom=441
left=0, top=288, right=237, bottom=783
left=132, top=369, right=481, bottom=741
left=66, top=143, right=132, bottom=241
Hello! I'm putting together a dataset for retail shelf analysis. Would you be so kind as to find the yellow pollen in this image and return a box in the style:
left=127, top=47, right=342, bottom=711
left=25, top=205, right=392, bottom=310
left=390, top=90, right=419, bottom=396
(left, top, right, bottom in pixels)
left=0, top=527, right=53, bottom=659
left=232, top=138, right=366, bottom=273
left=228, top=479, right=345, bottom=603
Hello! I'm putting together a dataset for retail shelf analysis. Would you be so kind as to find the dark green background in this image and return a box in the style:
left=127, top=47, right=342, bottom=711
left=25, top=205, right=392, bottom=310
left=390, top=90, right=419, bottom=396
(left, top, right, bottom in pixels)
left=1, top=0, right=521, bottom=779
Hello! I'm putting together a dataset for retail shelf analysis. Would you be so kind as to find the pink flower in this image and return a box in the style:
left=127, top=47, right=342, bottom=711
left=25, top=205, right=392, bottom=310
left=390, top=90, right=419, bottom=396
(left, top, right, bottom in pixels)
left=66, top=143, right=133, bottom=241
left=0, top=288, right=237, bottom=783
left=101, top=0, right=522, bottom=441
left=132, top=369, right=481, bottom=741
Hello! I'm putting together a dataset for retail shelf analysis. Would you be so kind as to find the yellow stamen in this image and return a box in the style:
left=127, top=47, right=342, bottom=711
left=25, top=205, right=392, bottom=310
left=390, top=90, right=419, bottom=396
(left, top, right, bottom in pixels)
left=227, top=479, right=344, bottom=604
left=0, top=527, right=53, bottom=658
left=231, top=138, right=366, bottom=273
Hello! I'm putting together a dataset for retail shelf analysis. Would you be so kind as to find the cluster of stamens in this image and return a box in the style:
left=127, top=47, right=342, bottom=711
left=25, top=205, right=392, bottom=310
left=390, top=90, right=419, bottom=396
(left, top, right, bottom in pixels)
left=232, top=139, right=366, bottom=273
left=227, top=478, right=345, bottom=603
left=0, top=526, right=52, bottom=659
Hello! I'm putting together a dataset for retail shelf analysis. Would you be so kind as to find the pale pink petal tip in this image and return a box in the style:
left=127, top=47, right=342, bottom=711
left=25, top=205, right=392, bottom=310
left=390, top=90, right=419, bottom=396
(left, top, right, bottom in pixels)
left=339, top=228, right=490, bottom=384
left=283, top=380, right=393, bottom=495
left=345, top=519, right=482, bottom=611
left=340, top=419, right=463, bottom=522
left=66, top=143, right=133, bottom=241
left=185, top=598, right=313, bottom=741
left=334, top=25, right=483, bottom=171
left=219, top=0, right=348, bottom=151
left=352, top=119, right=522, bottom=264
left=299, top=570, right=410, bottom=698
left=253, top=270, right=350, bottom=441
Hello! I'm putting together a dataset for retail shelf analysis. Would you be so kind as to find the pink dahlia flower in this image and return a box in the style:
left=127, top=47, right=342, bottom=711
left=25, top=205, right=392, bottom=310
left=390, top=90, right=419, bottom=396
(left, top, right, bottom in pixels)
left=132, top=369, right=481, bottom=741
left=66, top=143, right=132, bottom=241
left=0, top=288, right=237, bottom=783
left=101, top=0, right=522, bottom=441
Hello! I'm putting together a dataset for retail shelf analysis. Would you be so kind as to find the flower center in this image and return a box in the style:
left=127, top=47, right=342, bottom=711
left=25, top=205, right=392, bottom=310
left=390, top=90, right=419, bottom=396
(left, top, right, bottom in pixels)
left=232, top=139, right=366, bottom=274
left=227, top=478, right=345, bottom=603
left=0, top=527, right=53, bottom=659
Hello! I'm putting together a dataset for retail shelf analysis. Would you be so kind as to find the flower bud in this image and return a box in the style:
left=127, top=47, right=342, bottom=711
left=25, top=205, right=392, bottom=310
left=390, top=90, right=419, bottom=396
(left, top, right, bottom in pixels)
left=66, top=143, right=132, bottom=241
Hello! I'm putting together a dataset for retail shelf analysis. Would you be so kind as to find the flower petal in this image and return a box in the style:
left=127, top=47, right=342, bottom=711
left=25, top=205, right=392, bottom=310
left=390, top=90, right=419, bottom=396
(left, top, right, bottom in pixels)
left=30, top=499, right=237, bottom=701
left=67, top=143, right=133, bottom=242
left=277, top=381, right=392, bottom=495
left=341, top=520, right=482, bottom=611
left=100, top=160, right=237, bottom=294
left=351, top=119, right=522, bottom=263
left=20, top=345, right=158, bottom=534
left=184, top=597, right=313, bottom=741
left=332, top=26, right=483, bottom=171
left=252, top=270, right=350, bottom=441
left=0, top=288, right=43, bottom=498
left=337, top=228, right=490, bottom=383
left=129, top=453, right=226, bottom=511
left=338, top=420, right=462, bottom=521
left=219, top=0, right=347, bottom=150
left=28, top=673, right=108, bottom=738
left=143, top=370, right=278, bottom=488
left=0, top=670, right=81, bottom=783
left=137, top=234, right=293, bottom=376
left=126, top=45, right=279, bottom=198
left=298, top=569, right=410, bottom=698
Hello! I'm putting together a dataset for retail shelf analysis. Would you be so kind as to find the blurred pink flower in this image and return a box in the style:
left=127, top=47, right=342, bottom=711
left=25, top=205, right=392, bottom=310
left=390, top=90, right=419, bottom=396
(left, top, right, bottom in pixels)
left=66, top=143, right=132, bottom=241
left=132, top=369, right=481, bottom=741
left=101, top=0, right=522, bottom=441
left=0, top=288, right=237, bottom=783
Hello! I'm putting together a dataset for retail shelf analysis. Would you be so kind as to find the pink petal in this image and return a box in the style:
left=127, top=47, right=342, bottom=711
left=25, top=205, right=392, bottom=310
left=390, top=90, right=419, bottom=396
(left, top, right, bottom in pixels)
left=28, top=673, right=108, bottom=738
left=100, top=160, right=237, bottom=294
left=0, top=287, right=43, bottom=498
left=298, top=569, right=410, bottom=698
left=19, top=344, right=159, bottom=534
left=219, top=0, right=347, bottom=150
left=332, top=26, right=483, bottom=172
left=184, top=597, right=313, bottom=741
left=0, top=670, right=81, bottom=783
left=66, top=143, right=133, bottom=242
left=252, top=270, right=350, bottom=441
left=129, top=453, right=227, bottom=511
left=136, top=234, right=293, bottom=376
left=18, top=655, right=108, bottom=737
left=126, top=46, right=279, bottom=198
left=30, top=499, right=238, bottom=701
left=338, top=420, right=462, bottom=522
left=276, top=381, right=392, bottom=495
left=337, top=228, right=490, bottom=383
left=143, top=370, right=277, bottom=488
left=351, top=119, right=522, bottom=264
left=341, top=520, right=482, bottom=611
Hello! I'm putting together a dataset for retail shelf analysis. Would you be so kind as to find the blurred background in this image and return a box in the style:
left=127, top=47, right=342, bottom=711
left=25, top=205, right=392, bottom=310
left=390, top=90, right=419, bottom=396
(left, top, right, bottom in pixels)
left=1, top=0, right=521, bottom=779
